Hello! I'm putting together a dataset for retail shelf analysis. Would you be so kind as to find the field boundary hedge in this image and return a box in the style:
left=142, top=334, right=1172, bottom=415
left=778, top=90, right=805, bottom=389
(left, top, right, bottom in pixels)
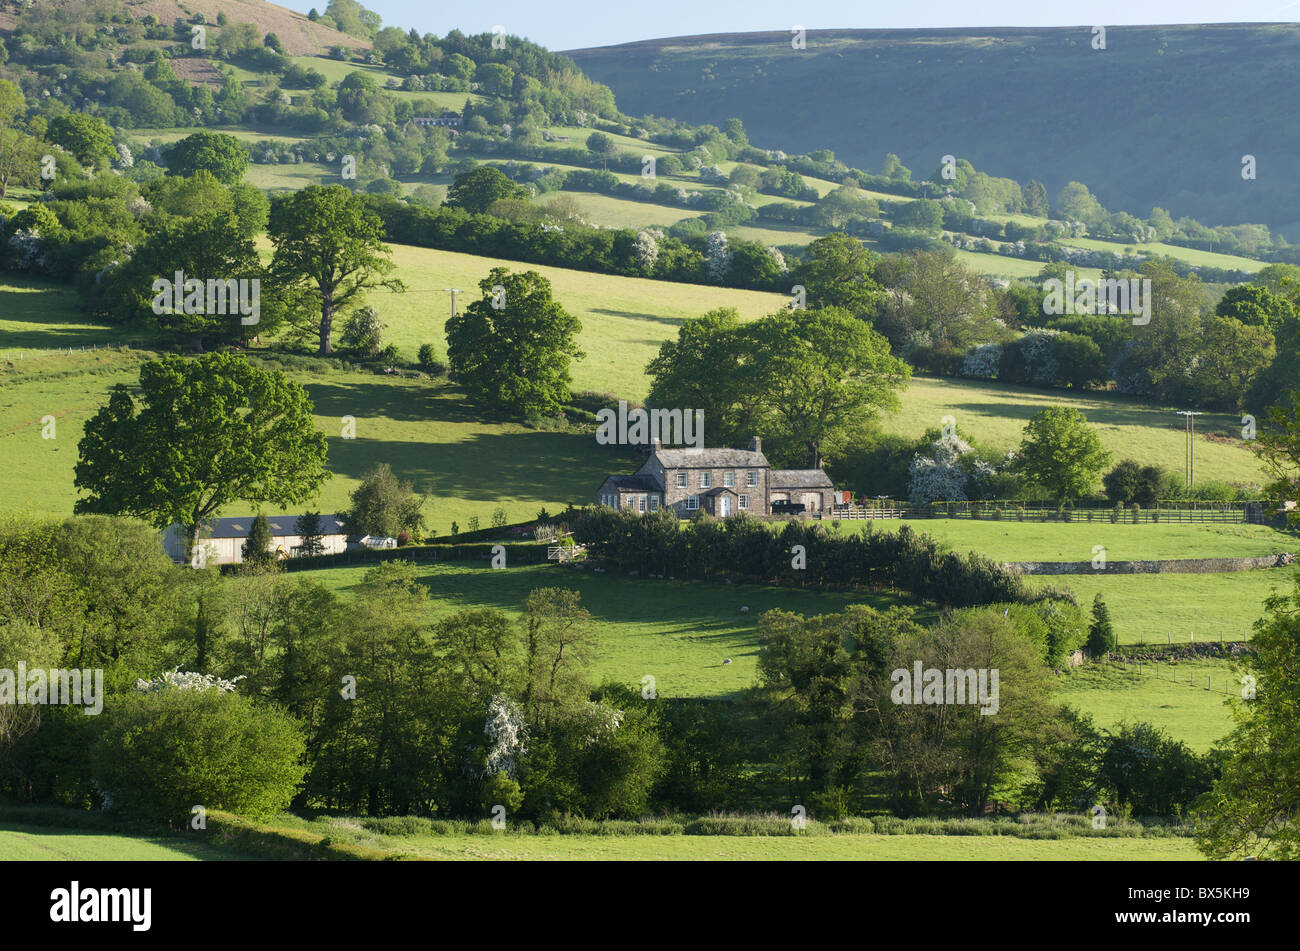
left=1007, top=552, right=1297, bottom=574
left=230, top=539, right=552, bottom=574
left=570, top=508, right=1061, bottom=608
left=204, top=812, right=410, bottom=861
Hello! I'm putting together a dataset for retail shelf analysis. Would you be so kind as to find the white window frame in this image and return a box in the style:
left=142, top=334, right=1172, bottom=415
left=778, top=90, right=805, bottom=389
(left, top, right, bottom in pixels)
left=701, top=472, right=713, bottom=488
left=747, top=471, right=758, bottom=487
left=739, top=495, right=749, bottom=510
left=638, top=495, right=647, bottom=512
left=676, top=472, right=688, bottom=488
left=650, top=495, right=660, bottom=512
left=724, top=471, right=735, bottom=487
left=686, top=495, right=699, bottom=511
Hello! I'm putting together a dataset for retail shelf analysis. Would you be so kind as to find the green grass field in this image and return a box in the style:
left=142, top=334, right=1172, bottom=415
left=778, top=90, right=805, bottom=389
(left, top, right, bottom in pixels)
left=730, top=223, right=819, bottom=248
left=243, top=161, right=336, bottom=193
left=1036, top=569, right=1293, bottom=645
left=885, top=375, right=1265, bottom=485
left=351, top=831, right=1204, bottom=860
left=281, top=56, right=488, bottom=112
left=552, top=190, right=698, bottom=229
left=952, top=248, right=1104, bottom=282
left=1055, top=658, right=1240, bottom=752
left=864, top=520, right=1296, bottom=563
left=0, top=825, right=246, bottom=860
left=0, top=277, right=129, bottom=349
left=540, top=126, right=680, bottom=159
left=129, top=126, right=308, bottom=148
left=1060, top=238, right=1264, bottom=274
left=368, top=242, right=786, bottom=396
left=313, top=561, right=922, bottom=698
left=0, top=817, right=1203, bottom=860
left=0, top=349, right=618, bottom=532
left=0, top=285, right=1272, bottom=537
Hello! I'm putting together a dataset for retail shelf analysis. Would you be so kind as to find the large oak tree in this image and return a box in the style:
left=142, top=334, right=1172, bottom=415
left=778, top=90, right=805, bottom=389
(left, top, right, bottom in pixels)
left=74, top=353, right=330, bottom=559
left=268, top=185, right=404, bottom=354
left=446, top=267, right=583, bottom=418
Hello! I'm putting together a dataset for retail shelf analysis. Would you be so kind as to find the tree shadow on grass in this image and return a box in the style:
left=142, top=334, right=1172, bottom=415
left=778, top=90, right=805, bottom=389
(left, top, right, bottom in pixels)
left=944, top=399, right=1193, bottom=431
left=912, top=375, right=1236, bottom=430
left=0, top=281, right=126, bottom=350
left=323, top=429, right=617, bottom=504
left=303, top=377, right=484, bottom=425
left=588, top=308, right=688, bottom=328
left=413, top=562, right=915, bottom=639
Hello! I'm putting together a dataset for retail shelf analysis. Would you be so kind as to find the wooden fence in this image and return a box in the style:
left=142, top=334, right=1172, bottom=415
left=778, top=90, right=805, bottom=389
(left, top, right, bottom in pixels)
left=827, top=500, right=1278, bottom=525
left=828, top=506, right=907, bottom=520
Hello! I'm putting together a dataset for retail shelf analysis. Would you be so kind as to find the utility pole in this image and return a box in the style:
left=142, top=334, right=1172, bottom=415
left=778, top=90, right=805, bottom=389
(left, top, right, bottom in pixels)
left=443, top=288, right=462, bottom=317
left=1176, top=411, right=1203, bottom=488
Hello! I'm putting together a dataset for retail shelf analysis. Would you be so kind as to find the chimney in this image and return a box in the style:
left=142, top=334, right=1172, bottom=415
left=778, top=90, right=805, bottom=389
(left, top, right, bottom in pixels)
left=652, top=436, right=662, bottom=450
left=749, top=436, right=761, bottom=453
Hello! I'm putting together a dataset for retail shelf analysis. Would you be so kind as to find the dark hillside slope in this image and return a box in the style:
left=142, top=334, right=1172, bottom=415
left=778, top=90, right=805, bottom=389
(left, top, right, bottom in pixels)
left=568, top=24, right=1300, bottom=238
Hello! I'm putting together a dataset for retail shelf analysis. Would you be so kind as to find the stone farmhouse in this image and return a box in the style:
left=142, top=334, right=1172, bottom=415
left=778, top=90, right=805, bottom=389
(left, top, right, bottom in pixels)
left=596, top=437, right=835, bottom=517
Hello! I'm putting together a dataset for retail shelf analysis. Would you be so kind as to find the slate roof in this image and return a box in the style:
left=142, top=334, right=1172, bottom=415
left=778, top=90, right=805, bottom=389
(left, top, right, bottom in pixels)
left=651, top=447, right=769, bottom=469
left=603, top=474, right=663, bottom=492
left=770, top=469, right=835, bottom=489
left=197, top=514, right=347, bottom=539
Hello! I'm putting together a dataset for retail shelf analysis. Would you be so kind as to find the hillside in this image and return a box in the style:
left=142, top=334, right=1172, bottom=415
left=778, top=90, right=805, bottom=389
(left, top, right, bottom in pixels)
left=566, top=24, right=1300, bottom=240
left=2, top=0, right=369, bottom=56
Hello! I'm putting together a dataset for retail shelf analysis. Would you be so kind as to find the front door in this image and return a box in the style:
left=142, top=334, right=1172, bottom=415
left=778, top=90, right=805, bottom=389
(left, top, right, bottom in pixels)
left=720, top=497, right=731, bottom=517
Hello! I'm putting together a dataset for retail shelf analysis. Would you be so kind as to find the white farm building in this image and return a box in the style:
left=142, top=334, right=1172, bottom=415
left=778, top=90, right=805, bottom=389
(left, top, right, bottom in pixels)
left=163, top=514, right=349, bottom=566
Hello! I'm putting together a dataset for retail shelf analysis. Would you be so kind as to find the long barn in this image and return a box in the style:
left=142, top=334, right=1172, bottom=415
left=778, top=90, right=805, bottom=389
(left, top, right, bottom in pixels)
left=162, top=514, right=349, bottom=566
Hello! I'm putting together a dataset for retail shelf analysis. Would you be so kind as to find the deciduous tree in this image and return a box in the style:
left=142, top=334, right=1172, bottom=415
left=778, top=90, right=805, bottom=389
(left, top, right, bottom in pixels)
left=446, top=267, right=583, bottom=418
left=1014, top=407, right=1112, bottom=503
left=74, top=353, right=329, bottom=560
left=268, top=185, right=404, bottom=354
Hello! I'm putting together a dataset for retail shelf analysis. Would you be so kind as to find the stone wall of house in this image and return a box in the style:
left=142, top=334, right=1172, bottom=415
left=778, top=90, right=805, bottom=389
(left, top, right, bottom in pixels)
left=658, top=463, right=768, bottom=515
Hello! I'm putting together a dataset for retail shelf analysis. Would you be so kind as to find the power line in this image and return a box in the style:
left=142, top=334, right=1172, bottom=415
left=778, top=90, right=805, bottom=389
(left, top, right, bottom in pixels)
left=1175, top=411, right=1204, bottom=488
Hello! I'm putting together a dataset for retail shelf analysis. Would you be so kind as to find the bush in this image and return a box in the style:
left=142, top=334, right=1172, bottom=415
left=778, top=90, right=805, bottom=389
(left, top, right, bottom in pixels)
left=339, top=306, right=385, bottom=358
left=1098, top=723, right=1216, bottom=816
left=91, top=688, right=306, bottom=824
left=683, top=814, right=826, bottom=836
left=1104, top=459, right=1166, bottom=506
left=809, top=785, right=855, bottom=822
left=360, top=815, right=436, bottom=836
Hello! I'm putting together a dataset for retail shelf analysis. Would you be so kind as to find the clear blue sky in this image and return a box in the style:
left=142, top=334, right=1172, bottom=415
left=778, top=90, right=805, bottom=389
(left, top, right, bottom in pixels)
left=286, top=1, right=1300, bottom=50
